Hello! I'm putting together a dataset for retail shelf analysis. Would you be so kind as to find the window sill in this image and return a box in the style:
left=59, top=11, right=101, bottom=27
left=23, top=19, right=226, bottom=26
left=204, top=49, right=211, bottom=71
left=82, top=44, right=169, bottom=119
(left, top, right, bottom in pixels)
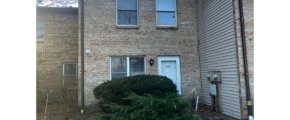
left=116, top=25, right=139, bottom=29
left=37, top=39, right=44, bottom=42
left=156, top=26, right=178, bottom=29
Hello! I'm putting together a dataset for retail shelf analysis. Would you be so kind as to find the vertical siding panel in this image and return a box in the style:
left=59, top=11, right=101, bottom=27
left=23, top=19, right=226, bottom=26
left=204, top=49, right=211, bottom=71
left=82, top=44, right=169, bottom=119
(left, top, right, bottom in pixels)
left=196, top=0, right=241, bottom=119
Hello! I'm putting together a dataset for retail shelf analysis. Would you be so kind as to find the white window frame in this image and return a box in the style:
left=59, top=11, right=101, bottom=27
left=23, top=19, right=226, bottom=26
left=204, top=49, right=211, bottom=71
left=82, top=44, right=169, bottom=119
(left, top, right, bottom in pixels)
left=110, top=56, right=146, bottom=80
left=155, top=0, right=177, bottom=27
left=116, top=0, right=139, bottom=27
left=36, top=16, right=45, bottom=41
left=63, top=63, right=78, bottom=88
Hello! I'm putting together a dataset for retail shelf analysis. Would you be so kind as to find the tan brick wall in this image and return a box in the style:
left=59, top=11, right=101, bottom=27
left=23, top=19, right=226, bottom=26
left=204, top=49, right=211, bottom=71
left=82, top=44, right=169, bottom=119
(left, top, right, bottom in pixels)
left=78, top=0, right=201, bottom=107
left=37, top=12, right=78, bottom=93
left=233, top=0, right=254, bottom=119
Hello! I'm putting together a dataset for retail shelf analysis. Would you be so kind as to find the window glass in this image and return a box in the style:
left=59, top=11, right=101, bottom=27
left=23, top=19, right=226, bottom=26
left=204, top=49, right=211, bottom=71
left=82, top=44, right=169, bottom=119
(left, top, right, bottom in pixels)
left=157, top=12, right=175, bottom=25
left=111, top=57, right=127, bottom=72
left=111, top=57, right=127, bottom=79
left=37, top=18, right=44, bottom=28
left=117, top=0, right=137, bottom=10
left=112, top=73, right=127, bottom=79
left=64, top=64, right=77, bottom=75
left=130, top=57, right=144, bottom=72
left=118, top=11, right=138, bottom=25
left=130, top=57, right=145, bottom=76
left=37, top=17, right=44, bottom=39
left=111, top=57, right=145, bottom=79
left=117, top=0, right=138, bottom=25
left=156, top=0, right=175, bottom=11
left=63, top=64, right=77, bottom=87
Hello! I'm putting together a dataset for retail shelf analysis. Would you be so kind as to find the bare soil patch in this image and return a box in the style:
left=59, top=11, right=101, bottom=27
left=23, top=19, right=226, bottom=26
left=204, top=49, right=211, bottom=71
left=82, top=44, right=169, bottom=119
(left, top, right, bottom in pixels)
left=37, top=103, right=96, bottom=120
left=196, top=105, right=239, bottom=120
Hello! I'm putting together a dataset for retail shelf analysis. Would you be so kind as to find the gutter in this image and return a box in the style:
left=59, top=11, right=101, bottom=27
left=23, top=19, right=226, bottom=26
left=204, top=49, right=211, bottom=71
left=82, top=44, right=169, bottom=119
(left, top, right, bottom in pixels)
left=238, top=0, right=253, bottom=118
left=80, top=0, right=85, bottom=114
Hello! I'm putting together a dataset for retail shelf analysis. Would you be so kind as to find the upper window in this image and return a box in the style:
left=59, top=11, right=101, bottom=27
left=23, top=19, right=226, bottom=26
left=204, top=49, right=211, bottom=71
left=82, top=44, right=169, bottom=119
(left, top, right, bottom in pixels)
left=63, top=64, right=77, bottom=87
left=116, top=0, right=138, bottom=26
left=156, top=0, right=177, bottom=27
left=37, top=17, right=44, bottom=40
left=110, top=57, right=145, bottom=80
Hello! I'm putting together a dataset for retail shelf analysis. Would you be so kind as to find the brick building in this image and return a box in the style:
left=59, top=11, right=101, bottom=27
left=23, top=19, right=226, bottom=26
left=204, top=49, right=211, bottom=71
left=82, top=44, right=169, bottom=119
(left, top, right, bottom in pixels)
left=37, top=0, right=254, bottom=119
left=36, top=7, right=78, bottom=93
left=77, top=0, right=201, bottom=109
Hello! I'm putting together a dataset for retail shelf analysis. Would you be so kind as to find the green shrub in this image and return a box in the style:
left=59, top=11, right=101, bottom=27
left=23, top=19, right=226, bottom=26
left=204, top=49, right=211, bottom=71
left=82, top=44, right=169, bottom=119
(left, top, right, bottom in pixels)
left=96, top=93, right=199, bottom=120
left=93, top=75, right=178, bottom=106
left=97, top=99, right=112, bottom=113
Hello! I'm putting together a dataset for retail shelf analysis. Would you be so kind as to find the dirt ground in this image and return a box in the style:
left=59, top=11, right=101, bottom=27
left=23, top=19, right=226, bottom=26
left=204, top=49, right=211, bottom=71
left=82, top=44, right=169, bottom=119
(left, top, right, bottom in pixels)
left=37, top=99, right=239, bottom=120
left=196, top=105, right=239, bottom=120
left=37, top=100, right=97, bottom=120
left=37, top=104, right=96, bottom=120
left=35, top=101, right=238, bottom=120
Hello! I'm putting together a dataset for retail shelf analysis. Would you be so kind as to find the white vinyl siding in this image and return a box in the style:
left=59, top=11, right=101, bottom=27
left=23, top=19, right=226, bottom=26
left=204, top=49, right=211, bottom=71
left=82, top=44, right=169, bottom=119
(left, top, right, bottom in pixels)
left=196, top=0, right=241, bottom=119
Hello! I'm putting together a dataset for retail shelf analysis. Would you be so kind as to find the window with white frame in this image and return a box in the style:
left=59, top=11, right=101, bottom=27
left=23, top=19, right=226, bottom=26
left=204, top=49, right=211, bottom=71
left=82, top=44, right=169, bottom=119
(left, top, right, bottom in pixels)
left=156, top=0, right=177, bottom=26
left=63, top=64, right=77, bottom=87
left=37, top=17, right=44, bottom=40
left=116, top=0, right=138, bottom=26
left=110, top=57, right=145, bottom=79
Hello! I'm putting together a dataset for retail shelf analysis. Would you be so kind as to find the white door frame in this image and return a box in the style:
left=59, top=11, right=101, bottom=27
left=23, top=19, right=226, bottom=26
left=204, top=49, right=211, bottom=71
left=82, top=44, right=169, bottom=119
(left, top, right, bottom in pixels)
left=158, top=56, right=182, bottom=94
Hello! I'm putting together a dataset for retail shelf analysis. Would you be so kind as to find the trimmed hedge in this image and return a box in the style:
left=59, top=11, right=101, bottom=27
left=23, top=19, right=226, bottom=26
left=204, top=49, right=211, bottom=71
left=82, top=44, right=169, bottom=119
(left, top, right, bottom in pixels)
left=93, top=75, right=178, bottom=106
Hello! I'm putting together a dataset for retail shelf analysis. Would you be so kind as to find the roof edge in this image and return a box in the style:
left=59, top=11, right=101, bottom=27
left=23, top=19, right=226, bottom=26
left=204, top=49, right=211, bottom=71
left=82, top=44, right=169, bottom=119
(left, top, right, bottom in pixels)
left=37, top=6, right=78, bottom=14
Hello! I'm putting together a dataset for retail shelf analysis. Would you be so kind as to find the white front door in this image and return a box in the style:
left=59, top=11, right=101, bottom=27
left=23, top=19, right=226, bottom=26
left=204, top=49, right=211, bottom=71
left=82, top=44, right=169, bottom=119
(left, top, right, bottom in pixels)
left=158, top=56, right=181, bottom=94
left=161, top=61, right=177, bottom=84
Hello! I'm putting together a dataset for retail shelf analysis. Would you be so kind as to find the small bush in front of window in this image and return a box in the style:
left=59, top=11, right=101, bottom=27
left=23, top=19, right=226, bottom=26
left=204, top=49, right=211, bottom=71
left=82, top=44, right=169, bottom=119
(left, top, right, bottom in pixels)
left=96, top=93, right=200, bottom=120
left=93, top=75, right=178, bottom=112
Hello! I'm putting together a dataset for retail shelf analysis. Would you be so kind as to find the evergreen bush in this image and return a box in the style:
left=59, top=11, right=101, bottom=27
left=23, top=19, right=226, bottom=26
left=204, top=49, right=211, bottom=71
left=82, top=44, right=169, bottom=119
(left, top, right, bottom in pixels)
left=93, top=75, right=178, bottom=112
left=96, top=93, right=199, bottom=120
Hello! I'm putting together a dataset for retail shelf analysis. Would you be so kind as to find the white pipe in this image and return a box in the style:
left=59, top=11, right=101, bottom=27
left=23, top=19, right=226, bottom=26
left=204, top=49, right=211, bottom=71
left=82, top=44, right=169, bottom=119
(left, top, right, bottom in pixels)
left=195, top=96, right=199, bottom=111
